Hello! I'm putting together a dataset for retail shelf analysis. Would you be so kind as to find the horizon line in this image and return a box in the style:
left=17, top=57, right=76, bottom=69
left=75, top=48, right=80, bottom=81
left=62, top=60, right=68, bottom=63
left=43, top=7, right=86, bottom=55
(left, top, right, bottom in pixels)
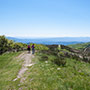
left=1, top=34, right=90, bottom=38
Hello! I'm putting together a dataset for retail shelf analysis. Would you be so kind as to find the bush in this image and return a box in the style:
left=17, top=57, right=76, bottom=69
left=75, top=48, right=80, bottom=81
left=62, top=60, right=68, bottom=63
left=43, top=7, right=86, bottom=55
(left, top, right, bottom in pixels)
left=7, top=40, right=14, bottom=51
left=40, top=56, right=48, bottom=61
left=0, top=35, right=28, bottom=54
left=0, top=35, right=8, bottom=54
left=54, top=57, right=66, bottom=66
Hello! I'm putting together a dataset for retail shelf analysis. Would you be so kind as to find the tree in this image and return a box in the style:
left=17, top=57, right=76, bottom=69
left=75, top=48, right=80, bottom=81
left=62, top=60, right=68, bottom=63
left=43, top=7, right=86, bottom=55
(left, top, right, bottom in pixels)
left=0, top=35, right=8, bottom=54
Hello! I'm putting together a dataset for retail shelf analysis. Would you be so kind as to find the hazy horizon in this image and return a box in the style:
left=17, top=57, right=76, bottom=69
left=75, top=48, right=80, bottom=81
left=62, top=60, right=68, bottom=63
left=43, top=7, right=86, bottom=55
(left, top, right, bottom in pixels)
left=6, top=36, right=90, bottom=45
left=7, top=36, right=90, bottom=38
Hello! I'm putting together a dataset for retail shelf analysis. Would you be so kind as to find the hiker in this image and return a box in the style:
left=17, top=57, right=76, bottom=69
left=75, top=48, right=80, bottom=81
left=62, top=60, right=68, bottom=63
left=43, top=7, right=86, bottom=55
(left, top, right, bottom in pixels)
left=32, top=44, right=35, bottom=54
left=27, top=45, right=31, bottom=53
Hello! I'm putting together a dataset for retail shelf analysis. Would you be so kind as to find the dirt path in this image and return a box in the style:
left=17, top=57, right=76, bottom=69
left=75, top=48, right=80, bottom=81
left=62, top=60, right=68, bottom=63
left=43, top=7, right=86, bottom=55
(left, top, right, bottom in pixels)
left=13, top=51, right=34, bottom=83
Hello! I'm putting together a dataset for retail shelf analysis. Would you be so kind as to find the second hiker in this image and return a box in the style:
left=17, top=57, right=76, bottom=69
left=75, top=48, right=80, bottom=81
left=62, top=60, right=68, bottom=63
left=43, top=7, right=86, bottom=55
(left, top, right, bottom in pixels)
left=32, top=44, right=35, bottom=54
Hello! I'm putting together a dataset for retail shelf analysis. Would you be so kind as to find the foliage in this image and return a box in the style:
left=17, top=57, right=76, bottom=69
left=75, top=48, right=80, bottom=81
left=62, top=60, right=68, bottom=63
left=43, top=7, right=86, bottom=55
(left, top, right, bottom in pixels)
left=39, top=47, right=66, bottom=66
left=54, top=57, right=66, bottom=66
left=0, top=35, right=27, bottom=54
left=0, top=35, right=8, bottom=54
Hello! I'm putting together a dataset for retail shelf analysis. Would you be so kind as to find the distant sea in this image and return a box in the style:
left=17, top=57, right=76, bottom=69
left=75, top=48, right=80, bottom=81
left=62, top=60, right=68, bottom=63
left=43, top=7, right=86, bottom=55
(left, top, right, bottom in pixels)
left=7, top=37, right=90, bottom=45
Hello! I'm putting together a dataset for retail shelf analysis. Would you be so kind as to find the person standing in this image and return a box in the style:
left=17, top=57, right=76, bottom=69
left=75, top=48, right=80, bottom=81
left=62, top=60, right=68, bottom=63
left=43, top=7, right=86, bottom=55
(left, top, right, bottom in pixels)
left=32, top=44, right=35, bottom=54
left=27, top=45, right=31, bottom=53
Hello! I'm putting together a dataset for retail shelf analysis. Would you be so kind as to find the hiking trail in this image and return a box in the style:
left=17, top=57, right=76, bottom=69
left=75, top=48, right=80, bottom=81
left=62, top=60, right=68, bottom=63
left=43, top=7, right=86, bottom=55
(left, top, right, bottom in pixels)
left=13, top=51, right=35, bottom=83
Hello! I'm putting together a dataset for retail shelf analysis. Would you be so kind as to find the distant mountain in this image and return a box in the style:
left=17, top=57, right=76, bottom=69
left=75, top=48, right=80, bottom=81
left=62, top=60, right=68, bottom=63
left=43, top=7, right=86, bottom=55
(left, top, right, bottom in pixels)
left=6, top=37, right=90, bottom=45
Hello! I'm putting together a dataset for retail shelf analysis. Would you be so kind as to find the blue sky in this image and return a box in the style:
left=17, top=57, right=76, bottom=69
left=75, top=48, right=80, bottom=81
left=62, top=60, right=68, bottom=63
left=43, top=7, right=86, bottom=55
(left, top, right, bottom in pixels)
left=0, top=0, right=90, bottom=37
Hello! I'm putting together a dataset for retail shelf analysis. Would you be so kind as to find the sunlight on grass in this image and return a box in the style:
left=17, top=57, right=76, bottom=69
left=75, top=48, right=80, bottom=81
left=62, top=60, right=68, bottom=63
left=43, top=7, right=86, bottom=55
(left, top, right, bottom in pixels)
left=21, top=53, right=90, bottom=90
left=0, top=52, right=23, bottom=90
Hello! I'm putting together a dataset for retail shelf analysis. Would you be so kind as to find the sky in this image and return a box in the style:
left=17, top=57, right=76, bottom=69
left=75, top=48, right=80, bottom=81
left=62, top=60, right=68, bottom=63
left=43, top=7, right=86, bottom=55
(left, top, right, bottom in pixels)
left=0, top=0, right=90, bottom=37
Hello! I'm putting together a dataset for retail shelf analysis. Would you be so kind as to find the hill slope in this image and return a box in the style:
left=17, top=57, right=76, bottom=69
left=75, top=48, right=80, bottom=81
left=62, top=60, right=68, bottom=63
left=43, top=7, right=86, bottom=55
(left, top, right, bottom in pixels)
left=69, top=42, right=90, bottom=50
left=19, top=45, right=90, bottom=90
left=0, top=44, right=90, bottom=90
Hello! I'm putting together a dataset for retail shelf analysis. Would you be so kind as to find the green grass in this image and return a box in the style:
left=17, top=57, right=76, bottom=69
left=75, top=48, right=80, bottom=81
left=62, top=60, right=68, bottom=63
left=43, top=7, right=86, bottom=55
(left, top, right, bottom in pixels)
left=0, top=52, right=23, bottom=90
left=68, top=42, right=90, bottom=50
left=1, top=51, right=90, bottom=90
left=20, top=52, right=90, bottom=90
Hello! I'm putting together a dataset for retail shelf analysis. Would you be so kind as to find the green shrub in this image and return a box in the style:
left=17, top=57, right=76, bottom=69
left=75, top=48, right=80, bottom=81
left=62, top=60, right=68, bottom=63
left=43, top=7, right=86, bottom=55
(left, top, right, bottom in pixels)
left=54, top=56, right=66, bottom=66
left=0, top=35, right=28, bottom=54
left=40, top=56, right=48, bottom=61
left=0, top=35, right=8, bottom=54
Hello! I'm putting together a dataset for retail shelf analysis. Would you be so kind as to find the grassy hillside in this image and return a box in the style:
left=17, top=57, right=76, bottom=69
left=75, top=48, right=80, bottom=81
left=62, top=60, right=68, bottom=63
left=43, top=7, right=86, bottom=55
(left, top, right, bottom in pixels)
left=68, top=42, right=90, bottom=50
left=18, top=52, right=90, bottom=90
left=0, top=43, right=90, bottom=90
left=0, top=52, right=23, bottom=90
left=17, top=46, right=90, bottom=90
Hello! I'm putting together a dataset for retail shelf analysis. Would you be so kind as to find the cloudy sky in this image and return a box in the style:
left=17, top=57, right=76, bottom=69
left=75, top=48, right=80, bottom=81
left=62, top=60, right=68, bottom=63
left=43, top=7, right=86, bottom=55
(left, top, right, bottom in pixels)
left=0, top=0, right=90, bottom=37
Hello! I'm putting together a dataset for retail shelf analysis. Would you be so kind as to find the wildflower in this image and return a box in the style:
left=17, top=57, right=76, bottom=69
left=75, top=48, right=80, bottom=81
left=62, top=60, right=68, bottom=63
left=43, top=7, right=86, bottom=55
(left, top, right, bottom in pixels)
left=45, top=61, right=48, bottom=63
left=57, top=68, right=61, bottom=70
